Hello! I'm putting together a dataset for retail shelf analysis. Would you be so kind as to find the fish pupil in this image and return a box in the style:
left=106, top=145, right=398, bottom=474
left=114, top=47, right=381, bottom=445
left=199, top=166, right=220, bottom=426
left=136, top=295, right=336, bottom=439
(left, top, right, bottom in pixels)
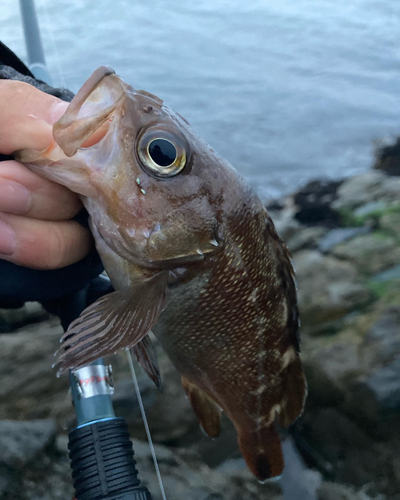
left=149, top=139, right=177, bottom=167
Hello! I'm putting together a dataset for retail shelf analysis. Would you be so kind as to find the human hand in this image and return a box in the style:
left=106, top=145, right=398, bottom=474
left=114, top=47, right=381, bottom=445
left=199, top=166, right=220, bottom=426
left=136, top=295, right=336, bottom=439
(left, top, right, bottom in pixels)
left=0, top=81, right=92, bottom=269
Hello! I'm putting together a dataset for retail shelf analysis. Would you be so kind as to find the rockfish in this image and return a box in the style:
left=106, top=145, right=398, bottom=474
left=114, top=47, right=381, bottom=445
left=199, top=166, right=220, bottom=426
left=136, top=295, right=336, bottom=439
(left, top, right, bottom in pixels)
left=16, top=67, right=306, bottom=480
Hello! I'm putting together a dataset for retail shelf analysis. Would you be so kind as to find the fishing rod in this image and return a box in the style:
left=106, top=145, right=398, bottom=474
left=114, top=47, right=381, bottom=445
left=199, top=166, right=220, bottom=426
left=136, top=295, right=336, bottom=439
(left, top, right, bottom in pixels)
left=19, top=1, right=154, bottom=499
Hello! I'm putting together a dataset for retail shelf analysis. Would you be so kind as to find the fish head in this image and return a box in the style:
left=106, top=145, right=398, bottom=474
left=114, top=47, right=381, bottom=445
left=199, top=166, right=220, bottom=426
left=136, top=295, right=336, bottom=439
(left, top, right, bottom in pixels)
left=16, top=67, right=249, bottom=268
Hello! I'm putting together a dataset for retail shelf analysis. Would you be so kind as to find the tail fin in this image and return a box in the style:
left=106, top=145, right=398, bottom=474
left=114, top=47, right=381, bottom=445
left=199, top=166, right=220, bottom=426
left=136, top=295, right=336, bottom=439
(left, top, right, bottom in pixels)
left=238, top=424, right=284, bottom=481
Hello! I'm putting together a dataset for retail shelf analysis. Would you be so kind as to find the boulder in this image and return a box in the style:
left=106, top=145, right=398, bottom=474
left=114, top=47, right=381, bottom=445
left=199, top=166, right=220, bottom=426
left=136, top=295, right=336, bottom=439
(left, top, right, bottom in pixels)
left=294, top=251, right=371, bottom=327
left=373, top=136, right=400, bottom=176
left=0, top=318, right=73, bottom=426
left=332, top=172, right=387, bottom=210
left=0, top=419, right=57, bottom=469
left=380, top=211, right=400, bottom=239
left=292, top=179, right=343, bottom=227
left=318, top=227, right=370, bottom=253
left=287, top=226, right=327, bottom=253
left=331, top=233, right=400, bottom=275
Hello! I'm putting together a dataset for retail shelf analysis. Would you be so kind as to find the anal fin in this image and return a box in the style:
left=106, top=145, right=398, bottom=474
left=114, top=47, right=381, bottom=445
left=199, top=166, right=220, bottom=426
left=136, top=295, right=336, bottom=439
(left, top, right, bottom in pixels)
left=181, top=376, right=222, bottom=439
left=131, top=334, right=162, bottom=390
left=278, top=357, right=307, bottom=429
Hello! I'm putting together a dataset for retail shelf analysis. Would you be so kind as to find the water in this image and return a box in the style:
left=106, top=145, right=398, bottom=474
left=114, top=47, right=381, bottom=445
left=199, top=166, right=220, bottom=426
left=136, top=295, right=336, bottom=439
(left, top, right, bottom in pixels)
left=2, top=0, right=400, bottom=200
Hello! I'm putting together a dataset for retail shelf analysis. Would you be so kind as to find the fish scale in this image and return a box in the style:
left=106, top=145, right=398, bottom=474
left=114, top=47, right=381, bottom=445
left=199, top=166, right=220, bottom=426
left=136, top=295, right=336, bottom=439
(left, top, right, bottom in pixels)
left=16, top=65, right=306, bottom=481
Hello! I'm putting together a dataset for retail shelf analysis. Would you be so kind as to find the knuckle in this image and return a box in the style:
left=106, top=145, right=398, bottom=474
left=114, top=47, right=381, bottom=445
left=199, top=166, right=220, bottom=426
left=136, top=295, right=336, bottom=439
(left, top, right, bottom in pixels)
left=46, top=224, right=69, bottom=269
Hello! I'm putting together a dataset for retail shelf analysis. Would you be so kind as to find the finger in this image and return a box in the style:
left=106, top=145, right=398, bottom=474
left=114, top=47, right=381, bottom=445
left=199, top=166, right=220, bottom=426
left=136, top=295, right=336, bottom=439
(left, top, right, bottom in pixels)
left=0, top=160, right=82, bottom=220
left=0, top=80, right=68, bottom=155
left=0, top=213, right=92, bottom=269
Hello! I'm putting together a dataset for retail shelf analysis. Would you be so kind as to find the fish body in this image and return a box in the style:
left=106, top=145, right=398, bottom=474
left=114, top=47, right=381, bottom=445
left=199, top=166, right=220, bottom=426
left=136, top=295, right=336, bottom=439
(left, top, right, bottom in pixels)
left=16, top=67, right=306, bottom=480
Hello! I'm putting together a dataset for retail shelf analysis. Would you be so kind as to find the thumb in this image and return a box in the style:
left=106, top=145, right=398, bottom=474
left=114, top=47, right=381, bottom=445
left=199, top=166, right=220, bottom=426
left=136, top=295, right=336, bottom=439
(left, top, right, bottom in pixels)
left=0, top=80, right=68, bottom=155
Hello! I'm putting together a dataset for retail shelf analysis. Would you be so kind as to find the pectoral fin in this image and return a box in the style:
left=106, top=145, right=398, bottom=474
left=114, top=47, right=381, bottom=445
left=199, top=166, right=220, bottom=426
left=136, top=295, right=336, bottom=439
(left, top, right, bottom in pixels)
left=131, top=334, right=162, bottom=390
left=181, top=377, right=222, bottom=438
left=55, top=273, right=168, bottom=373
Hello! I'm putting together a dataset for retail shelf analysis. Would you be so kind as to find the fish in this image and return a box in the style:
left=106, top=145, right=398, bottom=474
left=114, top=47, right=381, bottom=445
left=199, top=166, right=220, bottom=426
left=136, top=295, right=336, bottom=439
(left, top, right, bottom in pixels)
left=16, top=66, right=307, bottom=481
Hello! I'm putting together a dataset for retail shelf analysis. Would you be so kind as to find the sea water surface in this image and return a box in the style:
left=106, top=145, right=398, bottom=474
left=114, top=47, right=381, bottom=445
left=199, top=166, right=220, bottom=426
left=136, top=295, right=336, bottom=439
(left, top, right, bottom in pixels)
left=2, top=0, right=400, bottom=200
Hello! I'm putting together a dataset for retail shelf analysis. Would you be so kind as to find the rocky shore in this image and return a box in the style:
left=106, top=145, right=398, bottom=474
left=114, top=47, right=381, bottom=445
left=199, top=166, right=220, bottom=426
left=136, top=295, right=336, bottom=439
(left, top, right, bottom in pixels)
left=0, top=145, right=399, bottom=500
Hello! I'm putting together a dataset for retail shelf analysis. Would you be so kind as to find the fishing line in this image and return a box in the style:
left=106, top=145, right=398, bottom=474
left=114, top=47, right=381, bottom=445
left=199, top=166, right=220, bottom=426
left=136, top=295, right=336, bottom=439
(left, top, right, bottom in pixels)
left=127, top=349, right=168, bottom=500
left=40, top=0, right=66, bottom=88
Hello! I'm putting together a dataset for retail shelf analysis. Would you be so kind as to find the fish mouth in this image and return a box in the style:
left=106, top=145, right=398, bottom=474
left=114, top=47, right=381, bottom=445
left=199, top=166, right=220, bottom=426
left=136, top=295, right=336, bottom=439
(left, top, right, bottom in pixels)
left=93, top=220, right=221, bottom=271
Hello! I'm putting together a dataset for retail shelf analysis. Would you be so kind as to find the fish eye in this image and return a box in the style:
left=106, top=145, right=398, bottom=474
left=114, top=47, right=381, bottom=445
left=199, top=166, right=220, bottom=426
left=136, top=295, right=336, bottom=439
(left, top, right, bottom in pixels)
left=138, top=130, right=187, bottom=178
left=148, top=139, right=177, bottom=167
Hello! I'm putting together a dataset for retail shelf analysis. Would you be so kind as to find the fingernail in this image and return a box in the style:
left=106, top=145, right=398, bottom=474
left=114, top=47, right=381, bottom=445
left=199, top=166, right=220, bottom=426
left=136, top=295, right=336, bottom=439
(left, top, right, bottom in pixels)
left=0, top=179, right=31, bottom=214
left=50, top=100, right=69, bottom=124
left=0, top=217, right=17, bottom=255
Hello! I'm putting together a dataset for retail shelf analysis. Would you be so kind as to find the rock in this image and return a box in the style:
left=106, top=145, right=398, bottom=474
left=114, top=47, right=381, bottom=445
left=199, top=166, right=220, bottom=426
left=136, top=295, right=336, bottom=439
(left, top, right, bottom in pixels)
left=112, top=352, right=203, bottom=447
left=269, top=207, right=301, bottom=240
left=348, top=307, right=400, bottom=419
left=126, top=440, right=283, bottom=500
left=361, top=359, right=400, bottom=412
left=371, top=264, right=400, bottom=283
left=353, top=200, right=389, bottom=217
left=287, top=226, right=327, bottom=252
left=332, top=233, right=400, bottom=275
left=294, top=251, right=371, bottom=327
left=361, top=306, right=400, bottom=367
left=373, top=136, right=400, bottom=176
left=317, top=482, right=375, bottom=500
left=380, top=176, right=400, bottom=199
left=297, top=407, right=399, bottom=498
left=0, top=317, right=73, bottom=426
left=0, top=302, right=49, bottom=334
left=318, top=227, right=370, bottom=253
left=332, top=172, right=387, bottom=210
left=281, top=437, right=321, bottom=500
left=0, top=419, right=57, bottom=469
left=292, top=179, right=343, bottom=227
left=0, top=470, right=10, bottom=498
left=380, top=211, right=400, bottom=239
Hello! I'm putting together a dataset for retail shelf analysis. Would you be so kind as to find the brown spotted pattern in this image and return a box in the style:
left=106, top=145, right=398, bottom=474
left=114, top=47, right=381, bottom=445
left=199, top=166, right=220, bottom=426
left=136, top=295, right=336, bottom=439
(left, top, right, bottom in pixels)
left=17, top=66, right=306, bottom=481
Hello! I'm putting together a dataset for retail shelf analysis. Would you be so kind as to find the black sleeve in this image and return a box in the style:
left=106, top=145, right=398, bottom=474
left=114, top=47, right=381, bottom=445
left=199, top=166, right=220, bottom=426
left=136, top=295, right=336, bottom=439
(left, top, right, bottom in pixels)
left=0, top=42, right=104, bottom=310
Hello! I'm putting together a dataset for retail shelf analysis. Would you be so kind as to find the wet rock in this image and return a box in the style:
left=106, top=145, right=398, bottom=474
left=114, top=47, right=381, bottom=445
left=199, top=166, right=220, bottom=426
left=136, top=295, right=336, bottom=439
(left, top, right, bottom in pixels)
left=317, top=482, right=375, bottom=500
left=294, top=251, right=371, bottom=327
left=373, top=136, right=400, bottom=176
left=0, top=419, right=57, bottom=469
left=0, top=318, right=73, bottom=426
left=361, top=306, right=400, bottom=367
left=287, top=226, right=327, bottom=252
left=298, top=407, right=399, bottom=497
left=292, top=179, right=343, bottom=227
left=371, top=264, right=400, bottom=284
left=380, top=175, right=400, bottom=199
left=0, top=302, right=49, bottom=334
left=361, top=359, right=400, bottom=412
left=281, top=437, right=321, bottom=500
left=269, top=207, right=301, bottom=240
left=332, top=233, right=400, bottom=275
left=127, top=440, right=282, bottom=500
left=112, top=352, right=201, bottom=446
left=353, top=200, right=388, bottom=217
left=380, top=211, right=400, bottom=239
left=348, top=307, right=400, bottom=419
left=332, top=172, right=387, bottom=210
left=318, top=227, right=370, bottom=253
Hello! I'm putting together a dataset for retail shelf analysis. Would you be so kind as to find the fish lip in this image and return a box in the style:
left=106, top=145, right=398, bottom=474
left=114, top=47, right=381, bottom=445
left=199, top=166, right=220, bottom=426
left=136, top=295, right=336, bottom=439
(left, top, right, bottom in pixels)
left=93, top=219, right=220, bottom=270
